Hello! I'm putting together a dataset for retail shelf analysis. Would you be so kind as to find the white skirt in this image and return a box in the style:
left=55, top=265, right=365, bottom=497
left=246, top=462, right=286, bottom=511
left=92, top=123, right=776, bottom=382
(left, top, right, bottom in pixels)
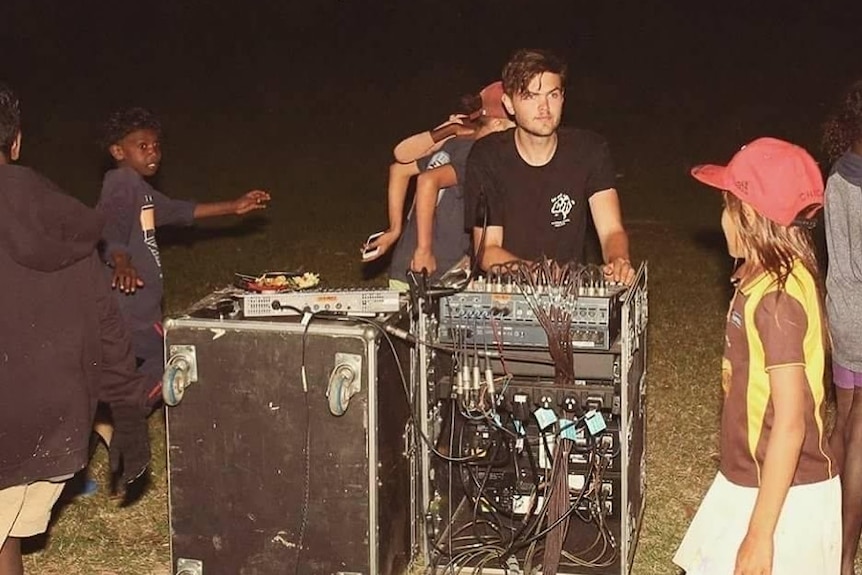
left=673, top=472, right=841, bottom=574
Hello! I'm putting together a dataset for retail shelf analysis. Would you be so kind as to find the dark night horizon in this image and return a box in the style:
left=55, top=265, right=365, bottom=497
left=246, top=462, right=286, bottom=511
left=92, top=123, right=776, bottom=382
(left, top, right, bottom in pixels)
left=2, top=0, right=859, bottom=211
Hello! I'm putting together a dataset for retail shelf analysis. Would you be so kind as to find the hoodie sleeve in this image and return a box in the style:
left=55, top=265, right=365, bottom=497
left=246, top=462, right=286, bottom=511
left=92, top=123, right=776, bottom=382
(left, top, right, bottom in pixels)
left=152, top=188, right=196, bottom=227
left=97, top=176, right=136, bottom=258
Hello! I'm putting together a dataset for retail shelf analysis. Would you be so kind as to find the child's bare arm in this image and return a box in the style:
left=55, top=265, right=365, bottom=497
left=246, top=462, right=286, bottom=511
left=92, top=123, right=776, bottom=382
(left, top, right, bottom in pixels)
left=193, top=190, right=271, bottom=218
left=410, top=164, right=458, bottom=275
left=362, top=161, right=421, bottom=261
left=393, top=116, right=475, bottom=164
left=735, top=364, right=806, bottom=574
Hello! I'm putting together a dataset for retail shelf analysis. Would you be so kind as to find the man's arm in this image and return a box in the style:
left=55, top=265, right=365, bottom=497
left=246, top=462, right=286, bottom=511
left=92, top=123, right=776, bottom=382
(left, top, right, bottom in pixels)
left=589, top=188, right=634, bottom=285
left=472, top=226, right=520, bottom=271
left=410, top=164, right=458, bottom=275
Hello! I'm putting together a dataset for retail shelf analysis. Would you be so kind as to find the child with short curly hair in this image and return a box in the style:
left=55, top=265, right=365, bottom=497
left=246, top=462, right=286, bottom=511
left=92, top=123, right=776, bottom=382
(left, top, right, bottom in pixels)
left=97, top=107, right=270, bottom=403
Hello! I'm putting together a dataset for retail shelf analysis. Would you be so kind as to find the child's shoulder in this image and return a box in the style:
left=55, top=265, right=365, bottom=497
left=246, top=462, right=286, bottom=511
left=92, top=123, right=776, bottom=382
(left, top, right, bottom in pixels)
left=102, top=167, right=151, bottom=191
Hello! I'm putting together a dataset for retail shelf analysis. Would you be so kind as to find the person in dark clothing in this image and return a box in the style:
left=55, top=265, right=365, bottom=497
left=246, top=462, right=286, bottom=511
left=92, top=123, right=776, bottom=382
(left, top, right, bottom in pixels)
left=97, top=107, right=271, bottom=398
left=0, top=84, right=152, bottom=575
left=464, top=49, right=635, bottom=285
left=79, top=108, right=270, bottom=495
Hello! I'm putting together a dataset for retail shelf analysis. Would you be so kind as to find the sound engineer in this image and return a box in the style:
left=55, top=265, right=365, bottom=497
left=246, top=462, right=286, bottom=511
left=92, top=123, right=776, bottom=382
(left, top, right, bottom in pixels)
left=463, top=49, right=635, bottom=286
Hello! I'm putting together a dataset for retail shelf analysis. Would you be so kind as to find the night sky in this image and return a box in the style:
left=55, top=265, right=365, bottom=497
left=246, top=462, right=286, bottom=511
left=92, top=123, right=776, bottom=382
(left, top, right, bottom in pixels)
left=2, top=0, right=860, bottom=211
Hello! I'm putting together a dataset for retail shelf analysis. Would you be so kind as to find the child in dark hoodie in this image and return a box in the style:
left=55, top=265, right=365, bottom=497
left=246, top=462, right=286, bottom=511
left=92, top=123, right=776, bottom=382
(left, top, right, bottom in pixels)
left=0, top=84, right=150, bottom=575
left=823, top=79, right=862, bottom=575
left=96, top=108, right=270, bottom=408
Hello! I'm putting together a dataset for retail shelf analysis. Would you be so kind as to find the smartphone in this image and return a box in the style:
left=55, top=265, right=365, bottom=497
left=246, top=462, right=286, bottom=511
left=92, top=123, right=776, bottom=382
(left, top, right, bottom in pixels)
left=362, top=231, right=385, bottom=261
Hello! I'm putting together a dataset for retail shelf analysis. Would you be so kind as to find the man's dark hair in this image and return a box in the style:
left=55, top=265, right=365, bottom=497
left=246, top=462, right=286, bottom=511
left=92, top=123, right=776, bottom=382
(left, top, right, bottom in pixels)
left=0, top=83, right=21, bottom=159
left=102, top=107, right=162, bottom=150
left=502, top=49, right=568, bottom=97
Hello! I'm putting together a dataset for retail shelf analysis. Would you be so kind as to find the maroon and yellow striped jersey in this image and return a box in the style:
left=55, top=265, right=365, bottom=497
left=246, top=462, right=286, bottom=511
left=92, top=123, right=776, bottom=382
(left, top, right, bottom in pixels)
left=720, top=261, right=837, bottom=487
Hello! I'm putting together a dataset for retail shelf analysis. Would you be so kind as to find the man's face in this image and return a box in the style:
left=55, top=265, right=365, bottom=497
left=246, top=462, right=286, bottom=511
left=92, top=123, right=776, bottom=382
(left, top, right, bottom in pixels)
left=503, top=72, right=564, bottom=138
left=110, top=128, right=161, bottom=177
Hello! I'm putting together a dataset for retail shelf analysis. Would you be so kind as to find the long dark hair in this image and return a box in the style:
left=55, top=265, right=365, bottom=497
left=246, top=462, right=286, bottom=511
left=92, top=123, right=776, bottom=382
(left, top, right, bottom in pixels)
left=724, top=192, right=820, bottom=289
left=823, top=79, right=862, bottom=162
left=724, top=192, right=829, bottom=349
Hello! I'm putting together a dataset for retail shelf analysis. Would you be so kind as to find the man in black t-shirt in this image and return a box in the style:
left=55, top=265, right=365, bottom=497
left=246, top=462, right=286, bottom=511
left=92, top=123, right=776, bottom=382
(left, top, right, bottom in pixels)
left=464, top=49, right=634, bottom=285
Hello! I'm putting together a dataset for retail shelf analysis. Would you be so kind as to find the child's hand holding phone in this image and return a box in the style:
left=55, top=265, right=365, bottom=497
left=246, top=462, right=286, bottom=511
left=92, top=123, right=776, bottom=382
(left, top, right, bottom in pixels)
left=361, top=230, right=398, bottom=262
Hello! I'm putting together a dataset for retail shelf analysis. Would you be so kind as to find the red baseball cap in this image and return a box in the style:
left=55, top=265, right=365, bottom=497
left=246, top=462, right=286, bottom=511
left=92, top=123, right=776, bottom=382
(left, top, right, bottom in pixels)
left=691, top=137, right=824, bottom=226
left=469, top=81, right=508, bottom=120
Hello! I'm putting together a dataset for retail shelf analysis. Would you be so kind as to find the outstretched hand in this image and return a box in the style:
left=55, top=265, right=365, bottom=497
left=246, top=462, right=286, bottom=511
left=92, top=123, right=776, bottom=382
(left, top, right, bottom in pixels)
left=234, top=190, right=271, bottom=215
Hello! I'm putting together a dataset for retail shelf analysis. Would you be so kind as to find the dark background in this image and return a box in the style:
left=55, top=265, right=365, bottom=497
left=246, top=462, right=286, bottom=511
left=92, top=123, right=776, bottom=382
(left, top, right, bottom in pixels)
left=2, top=0, right=860, bottom=230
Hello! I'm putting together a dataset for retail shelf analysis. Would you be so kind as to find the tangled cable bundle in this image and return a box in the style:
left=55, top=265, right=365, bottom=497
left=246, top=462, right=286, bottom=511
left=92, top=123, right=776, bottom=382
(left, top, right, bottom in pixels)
left=427, top=260, right=621, bottom=572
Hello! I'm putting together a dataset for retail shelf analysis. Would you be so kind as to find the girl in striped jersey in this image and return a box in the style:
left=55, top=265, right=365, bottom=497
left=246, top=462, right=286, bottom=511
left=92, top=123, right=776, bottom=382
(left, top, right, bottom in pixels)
left=675, top=138, right=840, bottom=575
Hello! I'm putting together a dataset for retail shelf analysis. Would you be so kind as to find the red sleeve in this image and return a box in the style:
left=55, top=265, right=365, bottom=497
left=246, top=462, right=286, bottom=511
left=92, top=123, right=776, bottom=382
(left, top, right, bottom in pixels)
left=754, top=291, right=807, bottom=369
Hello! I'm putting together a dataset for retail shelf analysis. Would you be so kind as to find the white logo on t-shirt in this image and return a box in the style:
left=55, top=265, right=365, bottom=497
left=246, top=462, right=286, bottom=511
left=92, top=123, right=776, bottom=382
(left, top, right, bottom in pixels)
left=550, top=193, right=574, bottom=228
left=426, top=150, right=451, bottom=170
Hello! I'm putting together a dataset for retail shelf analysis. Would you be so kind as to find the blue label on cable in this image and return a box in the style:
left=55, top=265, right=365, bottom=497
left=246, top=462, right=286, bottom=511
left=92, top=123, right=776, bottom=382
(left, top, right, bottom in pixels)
left=585, top=409, right=607, bottom=435
left=534, top=407, right=557, bottom=430
left=558, top=418, right=578, bottom=441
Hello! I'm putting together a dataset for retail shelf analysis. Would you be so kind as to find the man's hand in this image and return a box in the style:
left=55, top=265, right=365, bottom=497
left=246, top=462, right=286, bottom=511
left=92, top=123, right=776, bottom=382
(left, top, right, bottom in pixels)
left=602, top=257, right=635, bottom=286
left=233, top=190, right=271, bottom=215
left=109, top=404, right=151, bottom=485
left=410, top=247, right=437, bottom=276
left=111, top=253, right=144, bottom=294
left=734, top=531, right=773, bottom=575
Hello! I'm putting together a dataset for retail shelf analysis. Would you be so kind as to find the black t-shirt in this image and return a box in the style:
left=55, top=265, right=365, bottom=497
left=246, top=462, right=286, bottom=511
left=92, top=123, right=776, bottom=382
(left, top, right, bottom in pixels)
left=464, top=127, right=616, bottom=263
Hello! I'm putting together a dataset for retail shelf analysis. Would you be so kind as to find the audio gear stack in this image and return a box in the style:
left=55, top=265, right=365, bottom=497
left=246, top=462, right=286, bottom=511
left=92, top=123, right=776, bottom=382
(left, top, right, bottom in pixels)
left=412, top=262, right=648, bottom=575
